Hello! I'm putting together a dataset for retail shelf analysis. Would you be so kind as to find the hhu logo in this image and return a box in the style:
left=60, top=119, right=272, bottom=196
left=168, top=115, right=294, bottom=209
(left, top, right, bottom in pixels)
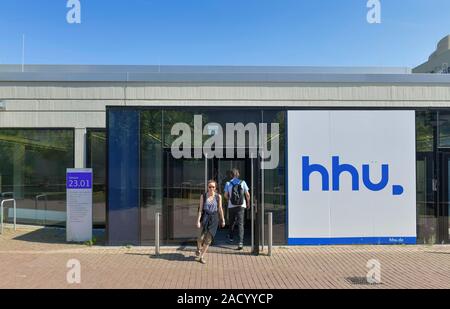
left=302, top=156, right=404, bottom=196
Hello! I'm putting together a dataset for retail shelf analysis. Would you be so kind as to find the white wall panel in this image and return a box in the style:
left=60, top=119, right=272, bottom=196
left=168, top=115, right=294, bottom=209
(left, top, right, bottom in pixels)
left=287, top=110, right=417, bottom=245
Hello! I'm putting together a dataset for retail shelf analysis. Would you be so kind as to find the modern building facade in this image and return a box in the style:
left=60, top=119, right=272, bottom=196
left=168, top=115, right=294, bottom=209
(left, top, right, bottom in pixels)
left=1, top=64, right=450, bottom=246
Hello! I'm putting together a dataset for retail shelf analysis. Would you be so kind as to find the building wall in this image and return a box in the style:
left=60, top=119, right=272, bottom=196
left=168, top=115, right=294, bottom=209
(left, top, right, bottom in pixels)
left=2, top=81, right=450, bottom=167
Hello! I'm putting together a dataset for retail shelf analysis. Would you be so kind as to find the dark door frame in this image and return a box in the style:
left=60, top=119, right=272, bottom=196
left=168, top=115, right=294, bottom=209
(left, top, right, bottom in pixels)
left=211, top=153, right=263, bottom=255
left=438, top=149, right=450, bottom=243
left=162, top=149, right=262, bottom=252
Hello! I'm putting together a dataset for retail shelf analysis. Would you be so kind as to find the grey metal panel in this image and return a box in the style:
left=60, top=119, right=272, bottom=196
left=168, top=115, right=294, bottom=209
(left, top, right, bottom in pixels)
left=9, top=64, right=450, bottom=84
left=0, top=72, right=128, bottom=82
left=2, top=71, right=450, bottom=84
left=127, top=72, right=450, bottom=84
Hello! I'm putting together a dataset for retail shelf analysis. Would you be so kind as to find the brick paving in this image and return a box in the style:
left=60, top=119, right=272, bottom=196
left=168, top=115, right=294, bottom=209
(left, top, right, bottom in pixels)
left=0, top=226, right=450, bottom=289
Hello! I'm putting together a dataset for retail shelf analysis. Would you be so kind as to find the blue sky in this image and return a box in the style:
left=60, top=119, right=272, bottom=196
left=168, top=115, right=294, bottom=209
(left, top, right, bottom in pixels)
left=0, top=0, right=449, bottom=67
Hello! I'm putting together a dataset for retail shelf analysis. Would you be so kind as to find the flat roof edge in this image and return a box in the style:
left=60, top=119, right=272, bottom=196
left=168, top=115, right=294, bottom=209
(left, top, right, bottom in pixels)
left=1, top=72, right=450, bottom=84
left=0, top=64, right=411, bottom=74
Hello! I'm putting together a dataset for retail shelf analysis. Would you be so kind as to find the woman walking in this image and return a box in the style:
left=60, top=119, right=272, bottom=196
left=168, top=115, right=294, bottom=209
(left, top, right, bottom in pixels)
left=196, top=180, right=225, bottom=264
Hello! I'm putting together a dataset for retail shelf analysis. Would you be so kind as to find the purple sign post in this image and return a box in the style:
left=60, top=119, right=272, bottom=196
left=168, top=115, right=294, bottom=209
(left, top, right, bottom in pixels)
left=66, top=168, right=93, bottom=242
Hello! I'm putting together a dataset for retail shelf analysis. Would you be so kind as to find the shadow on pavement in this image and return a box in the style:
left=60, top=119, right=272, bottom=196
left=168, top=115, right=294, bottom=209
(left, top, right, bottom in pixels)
left=151, top=253, right=197, bottom=261
left=125, top=252, right=197, bottom=262
left=175, top=245, right=253, bottom=256
left=345, top=277, right=383, bottom=286
left=12, top=227, right=105, bottom=245
left=425, top=251, right=450, bottom=255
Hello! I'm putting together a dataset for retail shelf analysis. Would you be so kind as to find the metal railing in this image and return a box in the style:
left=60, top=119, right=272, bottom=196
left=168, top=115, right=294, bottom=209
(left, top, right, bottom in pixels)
left=1, top=192, right=14, bottom=199
left=1, top=198, right=16, bottom=234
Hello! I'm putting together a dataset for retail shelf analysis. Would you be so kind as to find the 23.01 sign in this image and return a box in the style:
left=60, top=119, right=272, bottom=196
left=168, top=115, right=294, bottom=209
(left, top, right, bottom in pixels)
left=66, top=172, right=92, bottom=189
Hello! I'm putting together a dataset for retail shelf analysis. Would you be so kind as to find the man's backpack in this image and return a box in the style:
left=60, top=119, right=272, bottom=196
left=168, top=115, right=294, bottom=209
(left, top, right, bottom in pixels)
left=230, top=180, right=244, bottom=206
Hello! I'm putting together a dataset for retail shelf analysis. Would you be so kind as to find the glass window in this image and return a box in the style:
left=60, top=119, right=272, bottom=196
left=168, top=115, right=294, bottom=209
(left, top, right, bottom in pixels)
left=262, top=110, right=286, bottom=245
left=107, top=110, right=140, bottom=245
left=438, top=112, right=450, bottom=243
left=162, top=110, right=206, bottom=243
left=86, top=129, right=106, bottom=228
left=416, top=111, right=437, bottom=244
left=439, top=113, right=450, bottom=148
left=166, top=157, right=205, bottom=240
left=112, top=108, right=287, bottom=245
left=0, top=129, right=74, bottom=226
left=140, top=110, right=163, bottom=245
left=416, top=111, right=434, bottom=152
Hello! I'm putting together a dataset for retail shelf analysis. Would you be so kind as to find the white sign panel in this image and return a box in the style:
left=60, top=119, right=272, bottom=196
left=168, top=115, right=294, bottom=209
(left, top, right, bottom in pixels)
left=287, top=111, right=416, bottom=245
left=66, top=168, right=93, bottom=242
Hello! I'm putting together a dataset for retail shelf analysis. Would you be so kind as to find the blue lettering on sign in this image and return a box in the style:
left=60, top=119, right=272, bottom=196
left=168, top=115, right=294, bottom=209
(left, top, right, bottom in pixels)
left=302, top=156, right=403, bottom=196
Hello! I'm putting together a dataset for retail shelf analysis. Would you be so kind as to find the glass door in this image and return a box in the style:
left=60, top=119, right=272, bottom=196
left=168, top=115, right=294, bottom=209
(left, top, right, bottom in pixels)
left=211, top=155, right=260, bottom=253
left=165, top=150, right=205, bottom=243
left=212, top=157, right=244, bottom=245
left=439, top=151, right=450, bottom=244
left=416, top=152, right=437, bottom=244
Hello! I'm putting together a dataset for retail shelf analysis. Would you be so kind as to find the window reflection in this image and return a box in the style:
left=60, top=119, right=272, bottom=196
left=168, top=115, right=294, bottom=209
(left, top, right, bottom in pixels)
left=139, top=109, right=287, bottom=245
left=140, top=110, right=163, bottom=245
left=0, top=129, right=74, bottom=226
left=86, top=129, right=106, bottom=227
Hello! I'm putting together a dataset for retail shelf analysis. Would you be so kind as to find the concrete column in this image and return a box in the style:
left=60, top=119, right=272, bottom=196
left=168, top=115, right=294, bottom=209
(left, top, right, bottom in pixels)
left=74, top=128, right=87, bottom=168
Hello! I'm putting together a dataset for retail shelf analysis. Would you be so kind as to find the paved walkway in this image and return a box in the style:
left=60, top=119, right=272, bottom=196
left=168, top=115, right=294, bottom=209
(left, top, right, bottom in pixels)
left=0, top=227, right=450, bottom=289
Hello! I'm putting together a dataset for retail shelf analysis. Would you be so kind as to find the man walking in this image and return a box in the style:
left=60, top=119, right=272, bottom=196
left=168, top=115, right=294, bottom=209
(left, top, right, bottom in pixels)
left=224, top=168, right=250, bottom=250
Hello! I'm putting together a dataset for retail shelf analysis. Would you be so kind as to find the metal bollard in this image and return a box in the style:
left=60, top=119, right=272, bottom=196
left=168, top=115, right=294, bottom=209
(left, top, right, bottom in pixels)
left=1, top=199, right=16, bottom=234
left=268, top=212, right=273, bottom=256
left=155, top=212, right=160, bottom=256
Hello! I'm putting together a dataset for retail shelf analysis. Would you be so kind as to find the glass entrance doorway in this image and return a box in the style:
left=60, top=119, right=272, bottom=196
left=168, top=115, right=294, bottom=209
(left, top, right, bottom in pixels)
left=108, top=107, right=286, bottom=247
left=418, top=149, right=450, bottom=244
left=164, top=149, right=260, bottom=252
left=416, top=111, right=450, bottom=244
left=208, top=156, right=255, bottom=249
